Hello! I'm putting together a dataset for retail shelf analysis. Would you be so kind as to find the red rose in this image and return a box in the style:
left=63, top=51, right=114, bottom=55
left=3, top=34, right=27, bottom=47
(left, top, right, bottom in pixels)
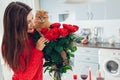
left=73, top=25, right=79, bottom=31
left=63, top=24, right=72, bottom=28
left=40, top=28, right=49, bottom=35
left=45, top=28, right=60, bottom=40
left=69, top=25, right=79, bottom=33
left=63, top=24, right=79, bottom=33
left=50, top=23, right=61, bottom=29
left=45, top=31, right=55, bottom=40
left=59, top=28, right=68, bottom=37
left=40, top=23, right=79, bottom=41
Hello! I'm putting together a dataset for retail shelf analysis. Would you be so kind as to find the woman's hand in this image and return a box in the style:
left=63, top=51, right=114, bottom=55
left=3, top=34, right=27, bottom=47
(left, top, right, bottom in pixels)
left=36, top=36, right=49, bottom=51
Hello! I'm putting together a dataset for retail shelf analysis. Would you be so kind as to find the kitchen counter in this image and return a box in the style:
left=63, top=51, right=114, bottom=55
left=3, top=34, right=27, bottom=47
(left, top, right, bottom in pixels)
left=75, top=42, right=120, bottom=50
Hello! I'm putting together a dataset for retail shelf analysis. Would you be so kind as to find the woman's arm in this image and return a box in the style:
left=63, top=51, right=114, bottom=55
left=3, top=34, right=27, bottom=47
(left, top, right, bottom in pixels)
left=14, top=49, right=43, bottom=80
left=13, top=37, right=48, bottom=80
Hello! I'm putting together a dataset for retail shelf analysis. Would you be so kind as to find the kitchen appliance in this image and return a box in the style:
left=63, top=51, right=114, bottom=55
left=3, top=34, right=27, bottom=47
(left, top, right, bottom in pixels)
left=99, top=49, right=120, bottom=80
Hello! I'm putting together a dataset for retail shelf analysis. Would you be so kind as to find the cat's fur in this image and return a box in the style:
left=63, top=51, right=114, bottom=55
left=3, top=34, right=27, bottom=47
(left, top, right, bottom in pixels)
left=34, top=10, right=51, bottom=31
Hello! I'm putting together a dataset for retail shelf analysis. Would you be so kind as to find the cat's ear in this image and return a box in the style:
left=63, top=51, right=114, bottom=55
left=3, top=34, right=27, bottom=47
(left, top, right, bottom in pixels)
left=44, top=11, right=48, bottom=14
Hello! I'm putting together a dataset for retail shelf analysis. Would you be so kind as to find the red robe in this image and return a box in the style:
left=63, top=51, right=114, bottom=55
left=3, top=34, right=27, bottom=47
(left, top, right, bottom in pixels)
left=12, top=37, right=44, bottom=80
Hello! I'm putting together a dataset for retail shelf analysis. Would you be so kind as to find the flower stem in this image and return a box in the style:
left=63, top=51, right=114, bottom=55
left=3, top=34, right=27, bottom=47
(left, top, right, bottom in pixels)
left=54, top=70, right=61, bottom=80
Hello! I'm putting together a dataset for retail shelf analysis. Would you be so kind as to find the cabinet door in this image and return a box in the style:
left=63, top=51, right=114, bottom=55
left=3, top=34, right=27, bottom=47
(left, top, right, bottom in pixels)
left=75, top=4, right=89, bottom=20
left=75, top=47, right=99, bottom=63
left=75, top=54, right=98, bottom=63
left=106, top=0, right=120, bottom=19
left=74, top=47, right=99, bottom=80
left=76, top=3, right=105, bottom=20
left=89, top=3, right=105, bottom=20
left=74, top=62, right=98, bottom=74
left=75, top=47, right=99, bottom=56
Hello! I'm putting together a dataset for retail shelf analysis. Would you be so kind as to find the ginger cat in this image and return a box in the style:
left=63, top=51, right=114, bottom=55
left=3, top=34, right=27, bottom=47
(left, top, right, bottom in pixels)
left=34, top=10, right=51, bottom=32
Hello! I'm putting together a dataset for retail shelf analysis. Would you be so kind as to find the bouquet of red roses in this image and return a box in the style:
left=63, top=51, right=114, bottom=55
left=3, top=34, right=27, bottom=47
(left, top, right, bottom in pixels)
left=32, top=23, right=79, bottom=75
left=40, top=23, right=79, bottom=74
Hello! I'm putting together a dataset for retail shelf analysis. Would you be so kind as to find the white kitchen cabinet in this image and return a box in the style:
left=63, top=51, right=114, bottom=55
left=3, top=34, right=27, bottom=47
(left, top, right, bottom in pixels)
left=74, top=47, right=99, bottom=80
left=40, top=0, right=106, bottom=21
left=106, top=0, right=120, bottom=19
left=89, top=3, right=105, bottom=20
left=40, top=0, right=120, bottom=21
left=75, top=4, right=89, bottom=20
left=76, top=3, right=105, bottom=20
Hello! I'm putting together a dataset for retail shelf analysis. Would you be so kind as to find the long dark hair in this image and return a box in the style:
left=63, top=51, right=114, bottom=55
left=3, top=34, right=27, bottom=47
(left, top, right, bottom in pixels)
left=2, top=2, right=32, bottom=70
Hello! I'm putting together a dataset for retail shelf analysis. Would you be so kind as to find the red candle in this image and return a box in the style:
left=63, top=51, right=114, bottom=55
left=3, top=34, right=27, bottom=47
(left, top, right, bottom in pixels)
left=73, top=74, right=77, bottom=79
left=89, top=68, right=92, bottom=80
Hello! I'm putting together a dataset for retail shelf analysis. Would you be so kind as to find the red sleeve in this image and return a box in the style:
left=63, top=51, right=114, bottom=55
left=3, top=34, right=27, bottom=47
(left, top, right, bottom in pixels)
left=14, top=49, right=43, bottom=80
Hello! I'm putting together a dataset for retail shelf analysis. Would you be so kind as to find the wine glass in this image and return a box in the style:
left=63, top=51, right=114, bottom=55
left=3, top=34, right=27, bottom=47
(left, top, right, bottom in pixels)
left=81, top=74, right=88, bottom=80
left=80, top=68, right=88, bottom=80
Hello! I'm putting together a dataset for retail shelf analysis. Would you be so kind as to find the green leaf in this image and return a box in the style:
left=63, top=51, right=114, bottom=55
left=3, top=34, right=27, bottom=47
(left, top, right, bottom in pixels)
left=51, top=53, right=62, bottom=63
left=44, top=46, right=52, bottom=55
left=43, top=62, right=52, bottom=67
left=69, top=53, right=74, bottom=57
left=44, top=67, right=49, bottom=73
left=59, top=65, right=72, bottom=73
left=69, top=46, right=77, bottom=52
left=74, top=37, right=84, bottom=43
left=54, top=77, right=57, bottom=80
left=54, top=46, right=63, bottom=53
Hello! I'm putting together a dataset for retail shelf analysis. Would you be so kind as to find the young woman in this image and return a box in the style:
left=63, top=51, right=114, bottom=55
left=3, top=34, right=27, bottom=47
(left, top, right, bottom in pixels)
left=1, top=2, right=48, bottom=80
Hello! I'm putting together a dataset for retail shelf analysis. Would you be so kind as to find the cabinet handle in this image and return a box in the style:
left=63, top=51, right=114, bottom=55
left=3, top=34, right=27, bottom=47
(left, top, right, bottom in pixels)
left=87, top=12, right=94, bottom=20
left=86, top=58, right=90, bottom=60
left=90, top=12, right=94, bottom=20
left=85, top=50, right=90, bottom=52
